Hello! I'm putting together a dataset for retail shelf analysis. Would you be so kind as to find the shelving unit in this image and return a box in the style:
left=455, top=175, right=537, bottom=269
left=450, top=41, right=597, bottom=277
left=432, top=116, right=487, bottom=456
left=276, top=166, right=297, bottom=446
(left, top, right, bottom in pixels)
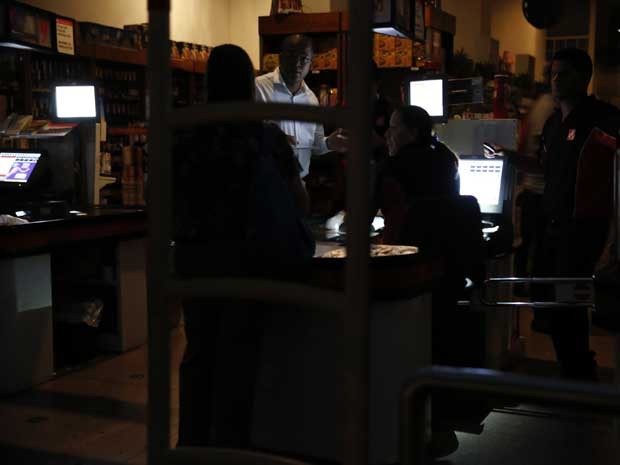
left=258, top=10, right=456, bottom=106
left=0, top=35, right=210, bottom=209
left=259, top=12, right=345, bottom=106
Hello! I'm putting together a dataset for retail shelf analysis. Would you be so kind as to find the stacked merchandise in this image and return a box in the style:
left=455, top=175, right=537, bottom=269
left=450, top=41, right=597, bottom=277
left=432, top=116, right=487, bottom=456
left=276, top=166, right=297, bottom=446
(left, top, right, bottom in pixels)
left=373, top=34, right=413, bottom=68
left=121, top=145, right=145, bottom=206
left=312, top=48, right=338, bottom=70
left=79, top=22, right=140, bottom=50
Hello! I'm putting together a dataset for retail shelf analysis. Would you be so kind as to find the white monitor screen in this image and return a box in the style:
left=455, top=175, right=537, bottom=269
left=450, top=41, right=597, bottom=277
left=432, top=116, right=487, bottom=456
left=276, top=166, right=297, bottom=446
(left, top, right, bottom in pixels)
left=0, top=152, right=42, bottom=183
left=409, top=79, right=444, bottom=117
left=459, top=159, right=504, bottom=213
left=55, top=85, right=97, bottom=118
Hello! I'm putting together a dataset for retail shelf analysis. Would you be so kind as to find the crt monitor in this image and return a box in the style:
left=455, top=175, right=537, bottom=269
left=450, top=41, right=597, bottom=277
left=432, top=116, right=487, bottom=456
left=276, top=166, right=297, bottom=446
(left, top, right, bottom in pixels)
left=50, top=83, right=99, bottom=122
left=404, top=75, right=447, bottom=123
left=0, top=150, right=45, bottom=186
left=458, top=155, right=506, bottom=215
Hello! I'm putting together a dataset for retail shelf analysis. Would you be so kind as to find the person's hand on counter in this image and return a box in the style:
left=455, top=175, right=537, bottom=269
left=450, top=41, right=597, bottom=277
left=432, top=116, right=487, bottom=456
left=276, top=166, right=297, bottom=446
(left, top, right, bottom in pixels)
left=326, top=128, right=349, bottom=153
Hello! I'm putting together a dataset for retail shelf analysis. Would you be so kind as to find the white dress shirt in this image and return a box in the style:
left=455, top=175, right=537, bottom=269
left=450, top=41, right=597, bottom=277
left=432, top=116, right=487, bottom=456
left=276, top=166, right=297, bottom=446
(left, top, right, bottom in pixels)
left=255, top=68, right=329, bottom=177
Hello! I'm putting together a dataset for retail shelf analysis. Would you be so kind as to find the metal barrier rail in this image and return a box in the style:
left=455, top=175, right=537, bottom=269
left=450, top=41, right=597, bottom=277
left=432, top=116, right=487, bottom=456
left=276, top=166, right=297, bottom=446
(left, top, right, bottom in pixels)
left=458, top=276, right=595, bottom=309
left=400, top=366, right=620, bottom=465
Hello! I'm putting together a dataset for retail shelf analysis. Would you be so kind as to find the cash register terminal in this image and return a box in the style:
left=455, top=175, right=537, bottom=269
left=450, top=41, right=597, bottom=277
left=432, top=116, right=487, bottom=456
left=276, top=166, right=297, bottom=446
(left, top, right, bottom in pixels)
left=0, top=149, right=64, bottom=221
left=458, top=155, right=507, bottom=216
left=458, top=154, right=513, bottom=253
left=0, top=150, right=44, bottom=185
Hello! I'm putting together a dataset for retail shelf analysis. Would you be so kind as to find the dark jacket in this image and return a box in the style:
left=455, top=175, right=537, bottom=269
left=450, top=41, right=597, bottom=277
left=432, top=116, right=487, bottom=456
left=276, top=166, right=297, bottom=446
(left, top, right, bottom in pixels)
left=541, top=96, right=619, bottom=227
left=377, top=140, right=459, bottom=243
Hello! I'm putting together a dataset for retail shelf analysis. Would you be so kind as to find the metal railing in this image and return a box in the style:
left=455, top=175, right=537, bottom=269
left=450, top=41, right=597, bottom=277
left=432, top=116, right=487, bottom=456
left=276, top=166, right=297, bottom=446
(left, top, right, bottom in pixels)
left=465, top=276, right=595, bottom=309
left=146, top=1, right=372, bottom=465
left=400, top=366, right=620, bottom=465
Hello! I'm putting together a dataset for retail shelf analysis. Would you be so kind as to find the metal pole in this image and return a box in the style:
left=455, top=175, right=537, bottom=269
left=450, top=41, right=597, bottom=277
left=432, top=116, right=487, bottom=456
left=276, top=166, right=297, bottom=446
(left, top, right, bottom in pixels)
left=343, top=1, right=373, bottom=464
left=147, top=1, right=172, bottom=464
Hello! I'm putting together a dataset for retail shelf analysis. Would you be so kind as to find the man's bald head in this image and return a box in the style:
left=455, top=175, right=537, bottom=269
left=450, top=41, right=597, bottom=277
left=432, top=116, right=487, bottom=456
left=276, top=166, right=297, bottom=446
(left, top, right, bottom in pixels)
left=281, top=34, right=313, bottom=55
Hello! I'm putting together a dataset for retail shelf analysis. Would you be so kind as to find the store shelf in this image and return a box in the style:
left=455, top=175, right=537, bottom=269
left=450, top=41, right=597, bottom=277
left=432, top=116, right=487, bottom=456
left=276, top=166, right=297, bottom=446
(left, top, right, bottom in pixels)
left=194, top=61, right=207, bottom=74
left=107, top=127, right=148, bottom=136
left=259, top=12, right=341, bottom=35
left=78, top=43, right=147, bottom=66
left=170, top=58, right=195, bottom=73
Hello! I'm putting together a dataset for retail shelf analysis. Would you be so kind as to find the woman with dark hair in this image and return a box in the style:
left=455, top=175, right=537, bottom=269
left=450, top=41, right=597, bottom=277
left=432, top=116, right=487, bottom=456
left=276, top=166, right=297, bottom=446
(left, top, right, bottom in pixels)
left=204, top=44, right=256, bottom=103
left=174, top=44, right=313, bottom=448
left=377, top=105, right=459, bottom=244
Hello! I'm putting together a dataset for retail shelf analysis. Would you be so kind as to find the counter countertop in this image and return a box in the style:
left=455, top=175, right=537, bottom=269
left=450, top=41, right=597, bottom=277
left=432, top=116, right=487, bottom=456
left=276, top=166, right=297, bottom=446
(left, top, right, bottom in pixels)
left=311, top=241, right=443, bottom=300
left=0, top=208, right=147, bottom=257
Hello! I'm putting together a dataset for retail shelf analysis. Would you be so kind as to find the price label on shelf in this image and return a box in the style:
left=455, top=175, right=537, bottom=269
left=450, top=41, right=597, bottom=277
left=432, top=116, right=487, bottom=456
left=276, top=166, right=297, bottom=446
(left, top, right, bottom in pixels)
left=56, top=18, right=75, bottom=55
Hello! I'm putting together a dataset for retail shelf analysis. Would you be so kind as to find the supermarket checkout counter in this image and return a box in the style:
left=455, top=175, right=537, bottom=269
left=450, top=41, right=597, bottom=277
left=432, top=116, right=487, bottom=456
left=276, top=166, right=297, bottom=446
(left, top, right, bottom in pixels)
left=248, top=150, right=517, bottom=462
left=0, top=207, right=147, bottom=394
left=250, top=241, right=440, bottom=464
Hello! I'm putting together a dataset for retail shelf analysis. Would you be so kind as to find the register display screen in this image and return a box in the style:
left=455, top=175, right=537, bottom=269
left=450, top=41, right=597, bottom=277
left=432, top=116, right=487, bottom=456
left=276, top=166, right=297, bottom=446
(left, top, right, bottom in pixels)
left=459, top=159, right=504, bottom=213
left=408, top=79, right=445, bottom=118
left=54, top=85, right=97, bottom=119
left=0, top=152, right=42, bottom=183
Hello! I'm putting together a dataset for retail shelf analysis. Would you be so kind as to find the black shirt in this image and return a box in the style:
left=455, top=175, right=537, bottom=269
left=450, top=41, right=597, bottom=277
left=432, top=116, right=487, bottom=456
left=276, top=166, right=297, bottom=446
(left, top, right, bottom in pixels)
left=540, top=96, right=619, bottom=226
left=174, top=122, right=299, bottom=243
left=379, top=140, right=460, bottom=202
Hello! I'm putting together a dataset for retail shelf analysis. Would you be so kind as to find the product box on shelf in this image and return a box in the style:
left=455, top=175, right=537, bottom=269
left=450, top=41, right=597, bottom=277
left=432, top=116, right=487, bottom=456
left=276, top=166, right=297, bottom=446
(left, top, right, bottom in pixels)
left=0, top=1, right=53, bottom=50
left=79, top=22, right=139, bottom=50
left=124, top=23, right=148, bottom=49
left=263, top=53, right=280, bottom=72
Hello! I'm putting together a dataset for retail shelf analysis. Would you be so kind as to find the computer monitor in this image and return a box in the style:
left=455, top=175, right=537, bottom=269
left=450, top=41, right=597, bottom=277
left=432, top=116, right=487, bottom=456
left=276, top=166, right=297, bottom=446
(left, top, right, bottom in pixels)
left=447, top=77, right=484, bottom=106
left=50, top=83, right=99, bottom=122
left=404, top=75, right=447, bottom=123
left=458, top=156, right=506, bottom=214
left=0, top=150, right=44, bottom=186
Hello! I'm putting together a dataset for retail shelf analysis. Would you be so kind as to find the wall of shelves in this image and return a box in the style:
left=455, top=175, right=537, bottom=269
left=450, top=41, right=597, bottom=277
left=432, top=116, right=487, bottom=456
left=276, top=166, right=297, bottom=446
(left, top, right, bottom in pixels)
left=258, top=12, right=445, bottom=108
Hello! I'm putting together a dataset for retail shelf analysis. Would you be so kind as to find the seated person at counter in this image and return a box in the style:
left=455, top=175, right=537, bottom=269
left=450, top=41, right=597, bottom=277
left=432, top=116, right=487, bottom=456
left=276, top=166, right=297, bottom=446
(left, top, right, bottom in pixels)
left=376, top=105, right=459, bottom=244
left=255, top=34, right=348, bottom=179
left=174, top=44, right=314, bottom=447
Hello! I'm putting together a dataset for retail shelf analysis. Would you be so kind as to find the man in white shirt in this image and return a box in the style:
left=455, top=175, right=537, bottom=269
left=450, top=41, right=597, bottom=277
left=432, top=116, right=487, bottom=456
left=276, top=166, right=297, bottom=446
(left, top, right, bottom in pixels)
left=255, top=34, right=348, bottom=178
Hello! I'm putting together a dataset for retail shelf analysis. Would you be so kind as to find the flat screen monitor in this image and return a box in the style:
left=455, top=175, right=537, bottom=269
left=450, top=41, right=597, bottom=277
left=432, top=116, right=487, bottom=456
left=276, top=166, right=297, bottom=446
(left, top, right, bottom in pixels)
left=51, top=84, right=98, bottom=122
left=405, top=75, right=447, bottom=123
left=458, top=156, right=505, bottom=214
left=0, top=151, right=43, bottom=185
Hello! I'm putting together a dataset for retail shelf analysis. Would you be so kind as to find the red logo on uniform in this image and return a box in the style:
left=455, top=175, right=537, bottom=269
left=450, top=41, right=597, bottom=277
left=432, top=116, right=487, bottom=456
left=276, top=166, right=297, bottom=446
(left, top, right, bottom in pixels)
left=567, top=129, right=576, bottom=141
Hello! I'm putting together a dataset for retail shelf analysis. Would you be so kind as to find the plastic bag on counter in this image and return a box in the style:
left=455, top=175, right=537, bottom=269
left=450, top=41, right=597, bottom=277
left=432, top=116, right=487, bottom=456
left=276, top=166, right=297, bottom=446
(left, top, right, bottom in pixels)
left=0, top=214, right=29, bottom=226
left=55, top=298, right=104, bottom=328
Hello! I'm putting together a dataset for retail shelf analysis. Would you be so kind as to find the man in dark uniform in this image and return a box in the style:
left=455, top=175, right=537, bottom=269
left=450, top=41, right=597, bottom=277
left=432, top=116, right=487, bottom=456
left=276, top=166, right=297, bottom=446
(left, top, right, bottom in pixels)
left=534, top=48, right=619, bottom=380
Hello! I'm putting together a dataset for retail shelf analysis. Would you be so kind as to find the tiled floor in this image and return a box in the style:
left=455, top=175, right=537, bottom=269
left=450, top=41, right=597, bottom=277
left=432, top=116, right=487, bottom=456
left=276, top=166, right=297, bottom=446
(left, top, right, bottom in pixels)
left=0, top=329, right=184, bottom=465
left=1, top=310, right=619, bottom=465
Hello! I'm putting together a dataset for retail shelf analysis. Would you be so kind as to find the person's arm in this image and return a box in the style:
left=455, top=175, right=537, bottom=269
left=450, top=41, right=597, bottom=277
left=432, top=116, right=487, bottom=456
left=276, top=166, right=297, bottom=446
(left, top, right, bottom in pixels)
left=311, top=122, right=329, bottom=155
left=379, top=175, right=408, bottom=245
left=502, top=148, right=545, bottom=174
left=312, top=123, right=349, bottom=155
left=270, top=123, right=310, bottom=214
left=288, top=173, right=310, bottom=215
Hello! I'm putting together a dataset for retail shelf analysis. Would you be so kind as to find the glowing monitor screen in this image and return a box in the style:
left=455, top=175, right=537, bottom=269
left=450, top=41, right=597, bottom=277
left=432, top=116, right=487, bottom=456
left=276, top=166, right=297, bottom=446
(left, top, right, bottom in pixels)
left=55, top=85, right=97, bottom=119
left=408, top=79, right=444, bottom=118
left=0, top=152, right=42, bottom=183
left=459, top=159, right=504, bottom=213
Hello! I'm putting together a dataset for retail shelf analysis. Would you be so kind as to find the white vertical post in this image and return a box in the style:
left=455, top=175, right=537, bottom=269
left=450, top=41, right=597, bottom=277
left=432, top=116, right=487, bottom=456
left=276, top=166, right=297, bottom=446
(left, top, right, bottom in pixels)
left=343, top=2, right=373, bottom=465
left=147, top=1, right=172, bottom=464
